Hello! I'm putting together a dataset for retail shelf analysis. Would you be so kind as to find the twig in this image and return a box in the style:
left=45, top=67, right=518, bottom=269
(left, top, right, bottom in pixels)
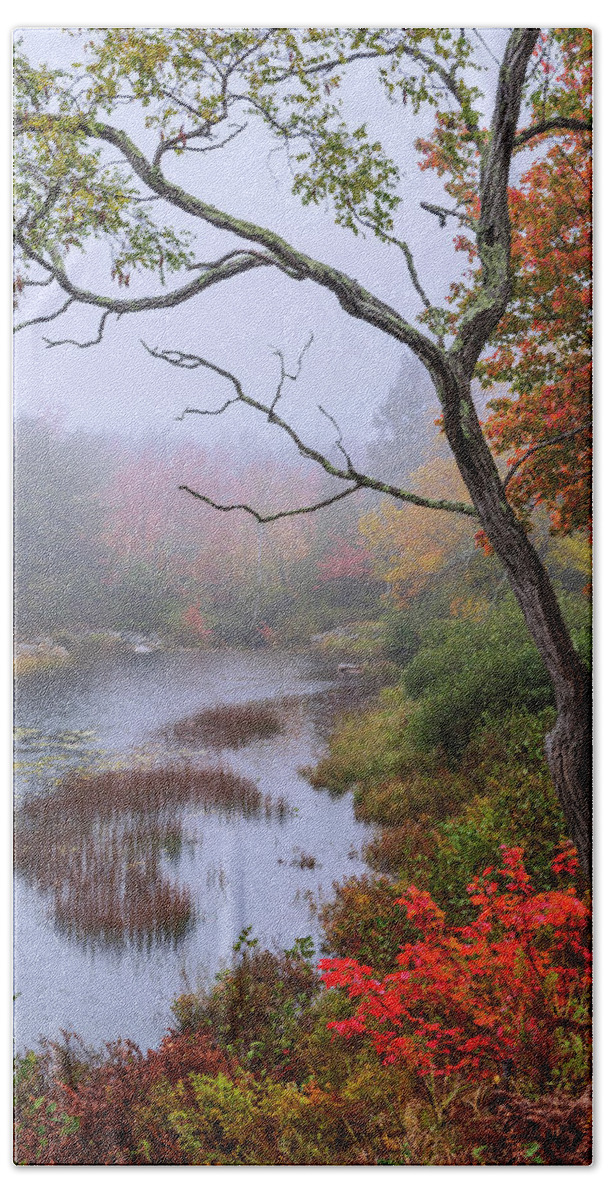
left=13, top=295, right=74, bottom=332
left=141, top=339, right=477, bottom=519
left=43, top=309, right=111, bottom=349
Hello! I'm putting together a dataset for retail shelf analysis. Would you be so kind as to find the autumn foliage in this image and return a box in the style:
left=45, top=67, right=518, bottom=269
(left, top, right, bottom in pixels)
left=483, top=33, right=591, bottom=535
left=359, top=457, right=471, bottom=604
left=320, top=845, right=590, bottom=1090
left=14, top=1031, right=232, bottom=1165
left=415, top=31, right=591, bottom=540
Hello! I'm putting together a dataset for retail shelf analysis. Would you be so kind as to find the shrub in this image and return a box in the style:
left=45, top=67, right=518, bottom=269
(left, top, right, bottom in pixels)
left=133, top=1070, right=304, bottom=1165
left=353, top=765, right=467, bottom=826
left=461, top=1086, right=592, bottom=1165
left=364, top=818, right=437, bottom=877
left=308, top=686, right=469, bottom=826
left=134, top=1064, right=423, bottom=1165
left=425, top=712, right=569, bottom=923
left=306, top=687, right=410, bottom=796
left=382, top=610, right=422, bottom=667
left=14, top=1031, right=231, bottom=1165
left=401, top=600, right=553, bottom=759
left=319, top=875, right=413, bottom=975
left=171, top=936, right=321, bottom=1082
left=321, top=846, right=591, bottom=1097
left=401, top=596, right=590, bottom=761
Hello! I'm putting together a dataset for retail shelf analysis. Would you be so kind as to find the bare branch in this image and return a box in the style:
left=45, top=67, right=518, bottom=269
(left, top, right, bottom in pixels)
left=178, top=482, right=363, bottom=524
left=318, top=405, right=355, bottom=472
left=269, top=332, right=314, bottom=413
left=420, top=200, right=473, bottom=228
left=42, top=309, right=111, bottom=349
left=348, top=205, right=434, bottom=312
left=13, top=295, right=74, bottom=332
left=141, top=340, right=477, bottom=518
left=141, top=342, right=248, bottom=395
left=472, top=28, right=501, bottom=68
left=385, top=234, right=433, bottom=311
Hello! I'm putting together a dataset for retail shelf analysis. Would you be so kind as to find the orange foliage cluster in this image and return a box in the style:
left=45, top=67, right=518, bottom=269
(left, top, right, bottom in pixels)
left=359, top=457, right=471, bottom=603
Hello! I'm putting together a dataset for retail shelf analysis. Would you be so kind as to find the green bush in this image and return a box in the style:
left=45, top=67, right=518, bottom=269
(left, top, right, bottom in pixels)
left=424, top=711, right=568, bottom=922
left=319, top=874, right=412, bottom=974
left=171, top=934, right=320, bottom=1082
left=382, top=609, right=422, bottom=667
left=308, top=685, right=471, bottom=824
left=367, top=711, right=570, bottom=926
left=401, top=595, right=589, bottom=761
left=306, top=687, right=411, bottom=796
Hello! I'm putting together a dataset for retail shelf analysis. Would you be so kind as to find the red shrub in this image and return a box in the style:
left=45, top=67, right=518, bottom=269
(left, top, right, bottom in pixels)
left=320, top=846, right=590, bottom=1091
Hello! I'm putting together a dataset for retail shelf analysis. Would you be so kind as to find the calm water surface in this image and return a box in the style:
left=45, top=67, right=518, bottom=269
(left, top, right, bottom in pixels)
left=14, top=649, right=371, bottom=1052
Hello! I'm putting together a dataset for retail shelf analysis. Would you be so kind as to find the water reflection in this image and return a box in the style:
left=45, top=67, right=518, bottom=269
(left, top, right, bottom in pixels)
left=15, top=759, right=292, bottom=948
left=13, top=650, right=373, bottom=1051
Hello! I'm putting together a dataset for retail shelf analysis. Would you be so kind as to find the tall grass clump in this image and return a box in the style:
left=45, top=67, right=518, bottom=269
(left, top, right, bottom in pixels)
left=15, top=763, right=291, bottom=945
left=168, top=699, right=283, bottom=749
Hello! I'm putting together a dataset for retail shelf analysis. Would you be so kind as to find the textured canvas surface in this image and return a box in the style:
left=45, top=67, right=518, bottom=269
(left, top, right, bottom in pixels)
left=13, top=27, right=591, bottom=1165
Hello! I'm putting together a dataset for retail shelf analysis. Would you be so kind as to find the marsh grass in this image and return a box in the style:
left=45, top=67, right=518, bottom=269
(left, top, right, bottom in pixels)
left=168, top=699, right=284, bottom=749
left=15, top=762, right=291, bottom=946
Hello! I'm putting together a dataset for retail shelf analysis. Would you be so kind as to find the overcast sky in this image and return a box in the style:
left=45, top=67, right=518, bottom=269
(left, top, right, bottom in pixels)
left=14, top=27, right=510, bottom=467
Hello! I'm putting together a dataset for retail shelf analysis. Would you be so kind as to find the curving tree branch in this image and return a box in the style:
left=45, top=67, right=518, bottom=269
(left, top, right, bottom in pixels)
left=502, top=424, right=592, bottom=489
left=513, top=116, right=592, bottom=147
left=13, top=232, right=277, bottom=340
left=14, top=113, right=447, bottom=382
left=178, top=483, right=364, bottom=525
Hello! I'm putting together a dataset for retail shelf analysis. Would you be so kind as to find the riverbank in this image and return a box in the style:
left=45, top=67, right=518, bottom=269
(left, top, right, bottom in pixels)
left=13, top=611, right=591, bottom=1164
left=14, top=631, right=167, bottom=676
left=14, top=619, right=399, bottom=687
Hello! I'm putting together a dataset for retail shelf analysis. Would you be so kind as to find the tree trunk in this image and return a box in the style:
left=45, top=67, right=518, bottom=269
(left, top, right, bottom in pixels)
left=440, top=372, right=591, bottom=881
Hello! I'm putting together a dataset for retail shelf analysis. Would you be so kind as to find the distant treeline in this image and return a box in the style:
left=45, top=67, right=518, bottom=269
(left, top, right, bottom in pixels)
left=14, top=357, right=450, bottom=646
left=13, top=416, right=385, bottom=646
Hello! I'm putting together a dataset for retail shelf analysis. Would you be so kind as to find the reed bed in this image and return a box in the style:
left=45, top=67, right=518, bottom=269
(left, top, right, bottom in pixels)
left=53, top=853, right=193, bottom=947
left=16, top=814, right=192, bottom=947
left=168, top=699, right=284, bottom=749
left=15, top=762, right=291, bottom=946
left=19, top=761, right=279, bottom=824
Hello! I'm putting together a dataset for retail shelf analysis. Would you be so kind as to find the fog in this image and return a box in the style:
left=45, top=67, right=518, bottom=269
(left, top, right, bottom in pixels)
left=14, top=26, right=510, bottom=462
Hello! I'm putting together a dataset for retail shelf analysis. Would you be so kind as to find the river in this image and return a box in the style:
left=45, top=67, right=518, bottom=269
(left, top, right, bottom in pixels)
left=14, top=649, right=371, bottom=1053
